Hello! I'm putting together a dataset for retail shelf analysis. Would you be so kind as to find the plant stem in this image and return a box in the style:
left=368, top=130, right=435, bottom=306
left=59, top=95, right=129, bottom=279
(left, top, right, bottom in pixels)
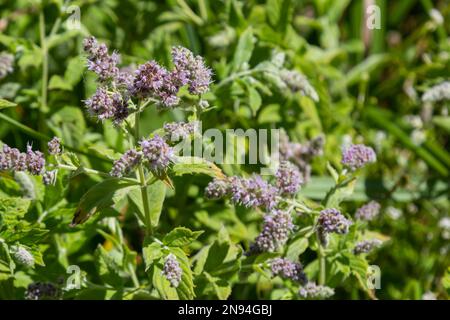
left=134, top=102, right=153, bottom=235
left=39, top=10, right=48, bottom=134
left=316, top=230, right=326, bottom=285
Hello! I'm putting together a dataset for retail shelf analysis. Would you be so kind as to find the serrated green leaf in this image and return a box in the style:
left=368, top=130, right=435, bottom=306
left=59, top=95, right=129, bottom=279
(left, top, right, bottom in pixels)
left=163, top=227, right=203, bottom=247
left=231, top=27, right=254, bottom=72
left=172, top=156, right=224, bottom=178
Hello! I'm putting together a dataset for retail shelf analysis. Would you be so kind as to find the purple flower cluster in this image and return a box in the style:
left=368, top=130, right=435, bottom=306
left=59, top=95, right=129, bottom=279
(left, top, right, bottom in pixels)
left=162, top=254, right=182, bottom=288
left=279, top=131, right=324, bottom=183
left=341, top=144, right=376, bottom=171
left=110, top=149, right=142, bottom=178
left=353, top=239, right=382, bottom=255
left=84, top=88, right=129, bottom=124
left=204, top=178, right=230, bottom=199
left=318, top=208, right=352, bottom=235
left=42, top=170, right=57, bottom=186
left=48, top=137, right=61, bottom=155
left=0, top=51, right=14, bottom=79
left=171, top=46, right=212, bottom=95
left=83, top=36, right=120, bottom=82
left=132, top=60, right=180, bottom=107
left=164, top=121, right=198, bottom=142
left=270, top=258, right=307, bottom=284
left=140, top=135, right=174, bottom=172
left=355, top=201, right=381, bottom=221
left=280, top=69, right=319, bottom=102
left=249, top=210, right=293, bottom=253
left=298, top=282, right=335, bottom=299
left=229, top=175, right=278, bottom=210
left=132, top=47, right=212, bottom=108
left=0, top=144, right=45, bottom=175
left=276, top=161, right=303, bottom=195
left=25, top=282, right=60, bottom=300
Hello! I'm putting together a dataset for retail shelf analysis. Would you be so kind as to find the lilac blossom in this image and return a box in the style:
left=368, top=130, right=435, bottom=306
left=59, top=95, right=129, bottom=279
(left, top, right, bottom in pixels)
left=140, top=135, right=174, bottom=172
left=341, top=144, right=376, bottom=171
left=355, top=201, right=381, bottom=222
left=171, top=46, right=212, bottom=95
left=248, top=210, right=293, bottom=253
left=0, top=51, right=14, bottom=79
left=83, top=36, right=120, bottom=82
left=318, top=208, right=352, bottom=235
left=47, top=137, right=62, bottom=155
left=163, top=121, right=198, bottom=142
left=162, top=254, right=182, bottom=288
left=270, top=258, right=307, bottom=284
left=276, top=161, right=303, bottom=195
left=229, top=175, right=278, bottom=210
left=298, top=282, right=335, bottom=299
left=84, top=88, right=129, bottom=124
left=204, top=178, right=230, bottom=199
left=110, top=149, right=142, bottom=178
left=353, top=239, right=382, bottom=255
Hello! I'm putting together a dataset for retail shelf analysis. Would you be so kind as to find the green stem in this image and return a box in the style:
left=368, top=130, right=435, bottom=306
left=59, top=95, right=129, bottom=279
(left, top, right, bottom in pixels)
left=39, top=10, right=48, bottom=134
left=134, top=102, right=153, bottom=235
left=316, top=230, right=326, bottom=285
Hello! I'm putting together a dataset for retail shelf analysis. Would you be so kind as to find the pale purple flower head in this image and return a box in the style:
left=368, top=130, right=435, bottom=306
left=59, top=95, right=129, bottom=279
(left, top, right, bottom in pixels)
left=0, top=144, right=26, bottom=171
left=42, top=170, right=58, bottom=186
left=110, top=149, right=142, bottom=178
left=162, top=254, right=182, bottom=288
left=355, top=201, right=381, bottom=221
left=204, top=178, right=230, bottom=199
left=132, top=60, right=181, bottom=108
left=25, top=144, right=45, bottom=175
left=171, top=46, right=212, bottom=95
left=270, top=258, right=307, bottom=284
left=249, top=210, right=293, bottom=254
left=341, top=144, right=376, bottom=171
left=47, top=137, right=61, bottom=155
left=298, top=282, right=334, bottom=299
left=140, top=135, right=174, bottom=172
left=83, top=36, right=120, bottom=82
left=85, top=88, right=128, bottom=124
left=353, top=239, right=382, bottom=255
left=318, top=208, right=352, bottom=235
left=163, top=121, right=198, bottom=142
left=0, top=52, right=14, bottom=79
left=276, top=161, right=303, bottom=195
left=229, top=175, right=278, bottom=210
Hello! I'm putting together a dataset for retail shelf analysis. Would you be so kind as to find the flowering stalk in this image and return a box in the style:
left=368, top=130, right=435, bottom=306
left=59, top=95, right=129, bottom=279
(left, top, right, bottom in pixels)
left=135, top=100, right=153, bottom=235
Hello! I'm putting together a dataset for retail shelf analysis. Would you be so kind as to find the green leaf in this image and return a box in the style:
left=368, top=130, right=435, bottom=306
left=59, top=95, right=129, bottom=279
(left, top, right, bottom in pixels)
left=95, top=246, right=124, bottom=287
left=142, top=242, right=163, bottom=271
left=71, top=179, right=138, bottom=226
left=433, top=116, right=450, bottom=133
left=0, top=197, right=30, bottom=228
left=48, top=75, right=73, bottom=91
left=163, top=227, right=203, bottom=247
left=170, top=247, right=196, bottom=300
left=247, top=85, right=262, bottom=116
left=0, top=98, right=16, bottom=109
left=172, top=156, right=224, bottom=178
left=231, top=27, right=254, bottom=73
left=323, top=178, right=356, bottom=208
left=128, top=180, right=166, bottom=228
left=285, top=237, right=309, bottom=261
left=64, top=56, right=85, bottom=86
